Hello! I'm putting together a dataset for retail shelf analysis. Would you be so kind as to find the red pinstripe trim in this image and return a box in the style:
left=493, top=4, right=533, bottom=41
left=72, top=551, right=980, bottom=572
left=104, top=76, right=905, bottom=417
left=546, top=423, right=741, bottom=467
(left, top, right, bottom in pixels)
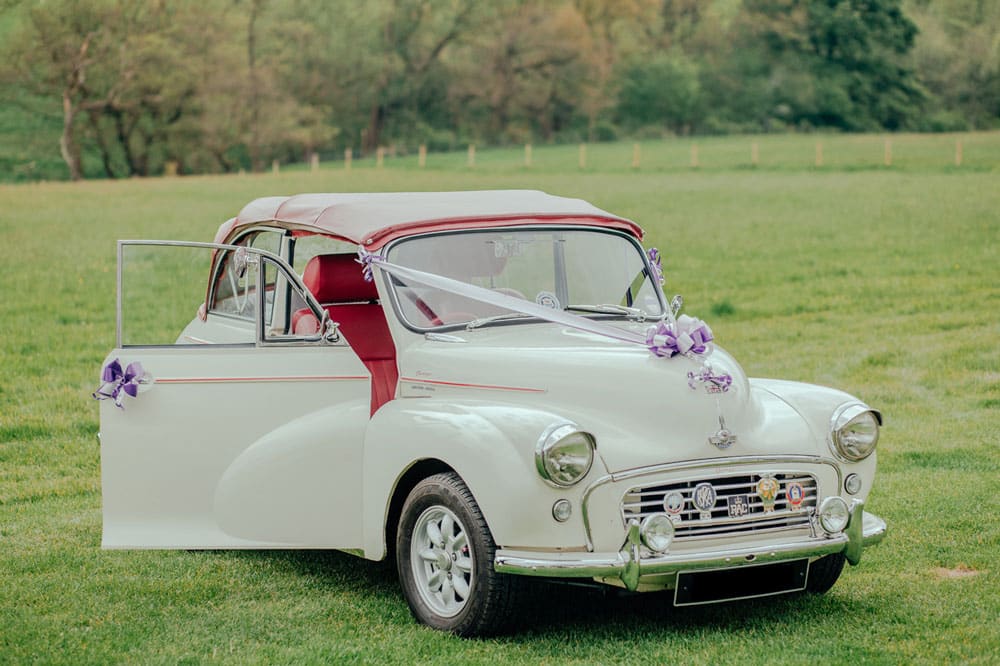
left=400, top=377, right=545, bottom=393
left=157, top=375, right=368, bottom=384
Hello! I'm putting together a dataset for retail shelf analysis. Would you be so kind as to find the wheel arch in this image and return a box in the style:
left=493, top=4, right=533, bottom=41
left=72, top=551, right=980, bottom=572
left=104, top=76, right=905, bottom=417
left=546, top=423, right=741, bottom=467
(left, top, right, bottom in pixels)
left=383, top=458, right=457, bottom=563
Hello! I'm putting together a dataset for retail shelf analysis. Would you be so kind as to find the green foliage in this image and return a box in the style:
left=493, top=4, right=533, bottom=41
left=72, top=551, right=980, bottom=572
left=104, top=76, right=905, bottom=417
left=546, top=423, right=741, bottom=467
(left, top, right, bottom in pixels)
left=0, top=141, right=998, bottom=661
left=0, top=0, right=998, bottom=181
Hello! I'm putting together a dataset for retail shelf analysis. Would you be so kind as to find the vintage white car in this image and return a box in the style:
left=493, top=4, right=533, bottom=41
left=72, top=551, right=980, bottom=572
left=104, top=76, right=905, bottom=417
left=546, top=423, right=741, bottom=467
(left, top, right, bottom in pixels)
left=97, top=190, right=886, bottom=636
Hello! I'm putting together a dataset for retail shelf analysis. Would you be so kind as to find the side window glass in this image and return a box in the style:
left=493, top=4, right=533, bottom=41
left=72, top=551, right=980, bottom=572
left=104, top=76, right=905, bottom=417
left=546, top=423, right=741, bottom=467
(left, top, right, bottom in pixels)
left=120, top=243, right=251, bottom=346
left=293, top=235, right=356, bottom=273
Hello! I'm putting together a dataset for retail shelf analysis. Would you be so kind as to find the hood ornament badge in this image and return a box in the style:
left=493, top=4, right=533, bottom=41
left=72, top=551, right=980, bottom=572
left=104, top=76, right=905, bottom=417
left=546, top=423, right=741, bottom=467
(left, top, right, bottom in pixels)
left=709, top=412, right=737, bottom=450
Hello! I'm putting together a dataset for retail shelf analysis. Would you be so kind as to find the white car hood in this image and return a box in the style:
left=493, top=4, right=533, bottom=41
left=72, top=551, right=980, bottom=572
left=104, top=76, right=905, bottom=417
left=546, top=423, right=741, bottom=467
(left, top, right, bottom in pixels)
left=397, top=322, right=824, bottom=472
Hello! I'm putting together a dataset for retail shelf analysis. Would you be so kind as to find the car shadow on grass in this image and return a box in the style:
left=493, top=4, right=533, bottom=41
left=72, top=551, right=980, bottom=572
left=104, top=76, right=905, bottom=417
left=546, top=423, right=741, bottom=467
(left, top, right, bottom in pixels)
left=213, top=550, right=884, bottom=639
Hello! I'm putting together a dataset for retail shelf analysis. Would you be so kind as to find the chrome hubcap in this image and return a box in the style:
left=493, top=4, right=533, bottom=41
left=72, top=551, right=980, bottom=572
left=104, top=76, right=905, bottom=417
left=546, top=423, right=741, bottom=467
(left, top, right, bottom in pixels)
left=410, top=505, right=474, bottom=617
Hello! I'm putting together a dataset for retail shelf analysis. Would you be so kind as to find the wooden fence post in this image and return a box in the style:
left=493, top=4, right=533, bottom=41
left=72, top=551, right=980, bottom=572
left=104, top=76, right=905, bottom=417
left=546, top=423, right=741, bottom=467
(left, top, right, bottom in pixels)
left=418, top=144, right=427, bottom=168
left=751, top=141, right=759, bottom=167
left=955, top=139, right=963, bottom=167
left=690, top=143, right=699, bottom=168
left=525, top=143, right=532, bottom=167
left=579, top=143, right=587, bottom=169
left=272, top=159, right=280, bottom=175
left=815, top=141, right=824, bottom=167
left=884, top=138, right=892, bottom=167
left=344, top=148, right=352, bottom=170
left=467, top=144, right=476, bottom=168
left=631, top=143, right=641, bottom=169
left=310, top=152, right=319, bottom=173
left=376, top=146, right=385, bottom=168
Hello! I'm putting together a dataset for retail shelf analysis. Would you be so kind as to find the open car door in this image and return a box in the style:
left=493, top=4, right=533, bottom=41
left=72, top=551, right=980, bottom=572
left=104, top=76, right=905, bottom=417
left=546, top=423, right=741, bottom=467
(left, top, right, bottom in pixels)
left=99, top=241, right=370, bottom=549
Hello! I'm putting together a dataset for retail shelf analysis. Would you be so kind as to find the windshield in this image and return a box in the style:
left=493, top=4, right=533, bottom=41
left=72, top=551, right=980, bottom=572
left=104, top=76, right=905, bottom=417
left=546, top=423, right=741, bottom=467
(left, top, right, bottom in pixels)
left=385, top=228, right=664, bottom=329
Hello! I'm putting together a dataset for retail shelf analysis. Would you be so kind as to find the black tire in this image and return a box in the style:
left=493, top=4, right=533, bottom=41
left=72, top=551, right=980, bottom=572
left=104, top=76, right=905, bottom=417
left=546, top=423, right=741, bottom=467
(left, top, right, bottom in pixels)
left=396, top=472, right=525, bottom=636
left=807, top=553, right=846, bottom=594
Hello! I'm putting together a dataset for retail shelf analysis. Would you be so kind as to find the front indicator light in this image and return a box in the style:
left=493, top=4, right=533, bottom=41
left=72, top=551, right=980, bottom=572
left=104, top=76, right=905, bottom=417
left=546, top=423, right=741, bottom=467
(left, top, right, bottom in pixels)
left=552, top=499, right=572, bottom=522
left=819, top=496, right=850, bottom=534
left=640, top=513, right=675, bottom=553
left=845, top=473, right=862, bottom=495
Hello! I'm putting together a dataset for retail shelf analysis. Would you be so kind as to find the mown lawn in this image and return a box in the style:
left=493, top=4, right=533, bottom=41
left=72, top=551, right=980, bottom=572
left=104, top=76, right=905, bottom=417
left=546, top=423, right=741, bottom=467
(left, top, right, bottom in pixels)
left=0, top=147, right=998, bottom=663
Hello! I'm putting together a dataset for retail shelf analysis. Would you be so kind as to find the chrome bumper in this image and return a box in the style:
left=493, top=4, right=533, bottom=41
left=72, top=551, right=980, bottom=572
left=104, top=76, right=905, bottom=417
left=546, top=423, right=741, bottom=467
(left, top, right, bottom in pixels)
left=495, top=501, right=886, bottom=592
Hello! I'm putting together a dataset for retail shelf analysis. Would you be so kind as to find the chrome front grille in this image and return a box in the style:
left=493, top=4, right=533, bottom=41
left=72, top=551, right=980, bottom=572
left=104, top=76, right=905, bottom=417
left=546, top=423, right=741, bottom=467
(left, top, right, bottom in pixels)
left=622, top=473, right=818, bottom=541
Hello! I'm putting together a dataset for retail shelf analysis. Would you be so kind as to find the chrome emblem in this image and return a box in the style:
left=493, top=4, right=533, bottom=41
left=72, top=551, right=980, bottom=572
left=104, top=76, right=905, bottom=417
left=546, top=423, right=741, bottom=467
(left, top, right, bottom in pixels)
left=692, top=482, right=717, bottom=520
left=786, top=482, right=805, bottom=510
left=757, top=476, right=779, bottom=514
left=709, top=413, right=737, bottom=450
left=663, top=491, right=685, bottom=515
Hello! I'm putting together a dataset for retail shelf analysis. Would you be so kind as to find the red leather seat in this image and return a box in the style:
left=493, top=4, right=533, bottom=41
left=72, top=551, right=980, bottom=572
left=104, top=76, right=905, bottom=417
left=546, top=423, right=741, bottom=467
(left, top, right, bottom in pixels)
left=295, top=254, right=398, bottom=415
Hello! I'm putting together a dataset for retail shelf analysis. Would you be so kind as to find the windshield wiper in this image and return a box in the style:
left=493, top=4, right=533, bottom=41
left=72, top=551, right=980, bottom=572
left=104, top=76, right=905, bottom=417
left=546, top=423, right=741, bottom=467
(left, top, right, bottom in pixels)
left=565, top=304, right=647, bottom=321
left=466, top=312, right=536, bottom=330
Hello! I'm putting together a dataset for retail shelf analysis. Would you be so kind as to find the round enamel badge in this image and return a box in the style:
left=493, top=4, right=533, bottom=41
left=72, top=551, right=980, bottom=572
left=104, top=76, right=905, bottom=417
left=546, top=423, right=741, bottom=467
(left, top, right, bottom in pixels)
left=663, top=491, right=685, bottom=515
left=692, top=483, right=717, bottom=513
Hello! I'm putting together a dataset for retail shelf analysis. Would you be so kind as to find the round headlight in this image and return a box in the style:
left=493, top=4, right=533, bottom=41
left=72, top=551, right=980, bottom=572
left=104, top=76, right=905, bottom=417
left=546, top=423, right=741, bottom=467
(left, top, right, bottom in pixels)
left=640, top=514, right=675, bottom=553
left=818, top=496, right=850, bottom=534
left=830, top=404, right=882, bottom=462
left=535, top=423, right=595, bottom=487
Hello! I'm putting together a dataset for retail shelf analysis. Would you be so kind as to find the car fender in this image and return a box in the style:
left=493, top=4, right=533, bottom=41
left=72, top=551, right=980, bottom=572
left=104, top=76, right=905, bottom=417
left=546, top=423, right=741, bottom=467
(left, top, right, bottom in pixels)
left=361, top=398, right=601, bottom=560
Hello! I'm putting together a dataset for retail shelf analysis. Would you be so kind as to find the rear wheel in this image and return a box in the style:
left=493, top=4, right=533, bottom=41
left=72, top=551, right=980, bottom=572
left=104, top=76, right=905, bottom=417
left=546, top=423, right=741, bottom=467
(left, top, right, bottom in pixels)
left=396, top=472, right=524, bottom=636
left=807, top=553, right=845, bottom=594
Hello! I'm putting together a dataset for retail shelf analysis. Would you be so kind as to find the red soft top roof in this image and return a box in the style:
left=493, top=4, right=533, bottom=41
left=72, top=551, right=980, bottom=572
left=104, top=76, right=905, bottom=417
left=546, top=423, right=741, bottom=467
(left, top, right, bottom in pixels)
left=214, top=190, right=643, bottom=249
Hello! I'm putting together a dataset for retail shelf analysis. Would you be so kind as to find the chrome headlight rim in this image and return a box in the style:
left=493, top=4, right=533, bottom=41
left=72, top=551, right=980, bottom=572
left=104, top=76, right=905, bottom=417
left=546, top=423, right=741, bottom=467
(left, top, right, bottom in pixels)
left=829, top=402, right=882, bottom=463
left=535, top=422, right=595, bottom=488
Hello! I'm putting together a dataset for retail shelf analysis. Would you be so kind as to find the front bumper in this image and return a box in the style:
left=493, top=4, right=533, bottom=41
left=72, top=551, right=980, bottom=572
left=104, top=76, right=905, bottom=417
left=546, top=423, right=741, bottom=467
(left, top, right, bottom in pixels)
left=495, top=500, right=886, bottom=592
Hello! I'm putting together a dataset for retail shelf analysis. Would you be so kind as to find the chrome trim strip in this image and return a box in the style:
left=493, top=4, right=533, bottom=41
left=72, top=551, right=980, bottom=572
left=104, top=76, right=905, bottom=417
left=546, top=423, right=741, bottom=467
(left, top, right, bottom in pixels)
left=580, top=455, right=843, bottom=552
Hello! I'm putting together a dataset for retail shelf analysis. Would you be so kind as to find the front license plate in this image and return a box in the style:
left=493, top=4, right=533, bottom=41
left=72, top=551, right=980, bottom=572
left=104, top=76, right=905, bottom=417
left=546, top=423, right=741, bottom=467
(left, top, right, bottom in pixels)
left=674, top=559, right=809, bottom=606
left=727, top=494, right=750, bottom=518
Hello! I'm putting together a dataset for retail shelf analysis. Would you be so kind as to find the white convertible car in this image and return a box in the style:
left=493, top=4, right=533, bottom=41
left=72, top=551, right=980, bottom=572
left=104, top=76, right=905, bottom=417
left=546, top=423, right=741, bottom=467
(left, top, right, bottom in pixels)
left=97, top=190, right=886, bottom=636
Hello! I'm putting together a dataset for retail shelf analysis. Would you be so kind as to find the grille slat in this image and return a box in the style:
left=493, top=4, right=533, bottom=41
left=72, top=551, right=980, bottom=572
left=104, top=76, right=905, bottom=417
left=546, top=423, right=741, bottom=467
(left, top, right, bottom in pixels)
left=622, top=472, right=818, bottom=541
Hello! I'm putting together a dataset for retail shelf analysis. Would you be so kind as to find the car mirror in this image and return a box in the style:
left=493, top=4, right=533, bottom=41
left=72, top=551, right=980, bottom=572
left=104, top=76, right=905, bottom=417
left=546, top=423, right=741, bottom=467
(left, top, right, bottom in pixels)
left=321, top=312, right=340, bottom=343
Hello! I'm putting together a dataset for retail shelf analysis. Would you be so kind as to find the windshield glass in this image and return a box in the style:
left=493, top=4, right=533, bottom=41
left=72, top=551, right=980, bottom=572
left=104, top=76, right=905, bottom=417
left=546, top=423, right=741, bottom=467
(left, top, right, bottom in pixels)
left=385, top=229, right=664, bottom=329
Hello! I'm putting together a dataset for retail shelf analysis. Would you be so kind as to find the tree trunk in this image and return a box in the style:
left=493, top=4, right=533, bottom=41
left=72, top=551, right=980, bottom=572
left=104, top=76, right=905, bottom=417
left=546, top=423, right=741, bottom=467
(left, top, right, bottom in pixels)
left=60, top=91, right=83, bottom=181
left=88, top=109, right=117, bottom=178
left=363, top=103, right=385, bottom=154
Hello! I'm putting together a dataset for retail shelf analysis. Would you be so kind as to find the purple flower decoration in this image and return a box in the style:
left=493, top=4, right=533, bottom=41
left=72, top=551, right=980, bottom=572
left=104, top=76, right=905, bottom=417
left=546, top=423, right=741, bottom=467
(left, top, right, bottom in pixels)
left=645, top=314, right=714, bottom=358
left=647, top=248, right=665, bottom=285
left=356, top=247, right=381, bottom=283
left=687, top=367, right=733, bottom=393
left=92, top=358, right=146, bottom=409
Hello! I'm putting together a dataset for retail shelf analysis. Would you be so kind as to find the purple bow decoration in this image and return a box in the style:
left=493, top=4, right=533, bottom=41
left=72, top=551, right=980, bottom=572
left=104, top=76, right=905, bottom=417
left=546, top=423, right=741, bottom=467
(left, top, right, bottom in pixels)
left=687, top=367, right=733, bottom=393
left=356, top=247, right=381, bottom=283
left=645, top=314, right=714, bottom=358
left=92, top=358, right=145, bottom=409
left=647, top=248, right=665, bottom=285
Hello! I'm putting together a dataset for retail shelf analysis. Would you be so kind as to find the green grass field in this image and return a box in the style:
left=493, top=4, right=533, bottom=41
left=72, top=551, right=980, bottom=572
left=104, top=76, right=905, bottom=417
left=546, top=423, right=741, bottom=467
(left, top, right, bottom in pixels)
left=1, top=141, right=998, bottom=664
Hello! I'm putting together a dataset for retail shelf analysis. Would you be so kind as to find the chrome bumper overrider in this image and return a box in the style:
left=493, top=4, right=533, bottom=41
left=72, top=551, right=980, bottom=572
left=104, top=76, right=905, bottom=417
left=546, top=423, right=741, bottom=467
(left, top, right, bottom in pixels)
left=495, top=500, right=886, bottom=592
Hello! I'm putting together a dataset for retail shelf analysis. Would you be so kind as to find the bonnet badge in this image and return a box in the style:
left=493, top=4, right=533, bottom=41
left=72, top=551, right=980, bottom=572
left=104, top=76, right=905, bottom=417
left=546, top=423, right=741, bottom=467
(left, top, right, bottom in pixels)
left=757, top=475, right=779, bottom=513
left=709, top=413, right=737, bottom=450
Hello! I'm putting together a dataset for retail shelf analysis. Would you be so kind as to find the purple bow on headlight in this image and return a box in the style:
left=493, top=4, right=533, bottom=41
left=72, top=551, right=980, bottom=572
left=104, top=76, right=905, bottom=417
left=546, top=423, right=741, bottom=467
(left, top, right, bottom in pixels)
left=92, top=358, right=145, bottom=409
left=645, top=315, right=714, bottom=358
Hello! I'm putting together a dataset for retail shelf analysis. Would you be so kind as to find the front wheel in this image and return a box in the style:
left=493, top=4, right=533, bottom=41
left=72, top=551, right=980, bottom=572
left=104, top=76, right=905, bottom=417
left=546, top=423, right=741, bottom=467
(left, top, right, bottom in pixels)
left=396, top=472, right=524, bottom=636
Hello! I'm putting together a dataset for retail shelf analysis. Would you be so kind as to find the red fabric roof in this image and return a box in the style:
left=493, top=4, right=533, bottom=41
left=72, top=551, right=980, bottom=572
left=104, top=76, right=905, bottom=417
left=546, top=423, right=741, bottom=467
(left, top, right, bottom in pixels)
left=214, top=190, right=643, bottom=249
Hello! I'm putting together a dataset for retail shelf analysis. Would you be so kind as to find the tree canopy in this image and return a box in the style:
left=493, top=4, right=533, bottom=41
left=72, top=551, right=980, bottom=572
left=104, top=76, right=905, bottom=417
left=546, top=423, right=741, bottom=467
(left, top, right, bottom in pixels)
left=0, top=0, right=995, bottom=180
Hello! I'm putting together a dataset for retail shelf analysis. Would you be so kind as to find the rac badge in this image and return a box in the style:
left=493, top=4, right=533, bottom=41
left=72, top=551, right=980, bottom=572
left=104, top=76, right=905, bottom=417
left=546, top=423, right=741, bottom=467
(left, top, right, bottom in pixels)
left=727, top=495, right=750, bottom=518
left=692, top=483, right=717, bottom=521
left=757, top=476, right=780, bottom=514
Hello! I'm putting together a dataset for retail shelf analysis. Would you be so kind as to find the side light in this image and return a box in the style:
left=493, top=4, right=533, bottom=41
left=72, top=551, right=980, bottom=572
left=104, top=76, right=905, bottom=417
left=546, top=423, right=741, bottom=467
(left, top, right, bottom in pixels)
left=844, top=473, right=863, bottom=495
left=535, top=423, right=595, bottom=488
left=552, top=499, right=573, bottom=522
